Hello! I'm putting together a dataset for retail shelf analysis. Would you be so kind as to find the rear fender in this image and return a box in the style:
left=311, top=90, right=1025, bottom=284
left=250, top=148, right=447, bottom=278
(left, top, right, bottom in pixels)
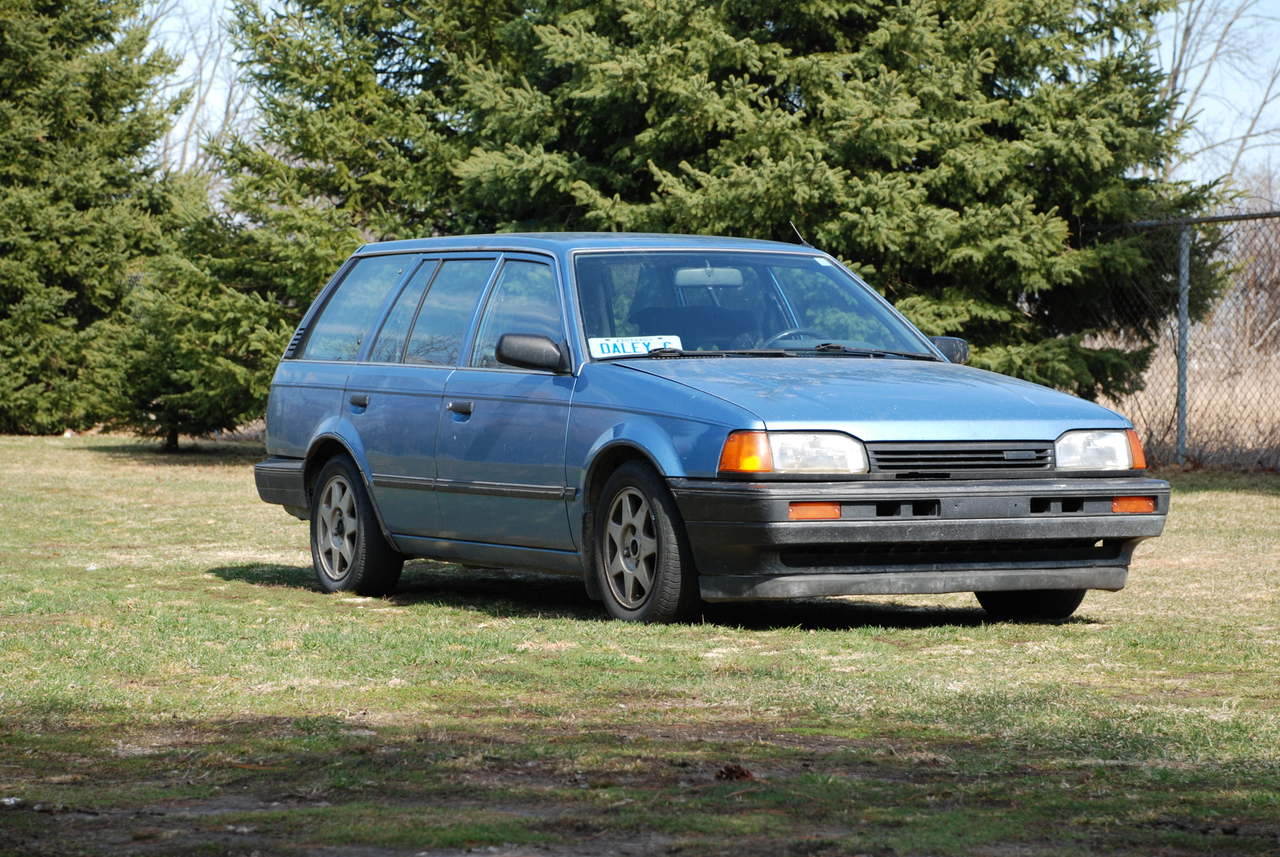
left=304, top=421, right=400, bottom=551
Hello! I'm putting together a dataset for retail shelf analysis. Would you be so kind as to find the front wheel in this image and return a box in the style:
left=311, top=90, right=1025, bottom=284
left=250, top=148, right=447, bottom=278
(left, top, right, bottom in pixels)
left=975, top=589, right=1085, bottom=621
left=594, top=462, right=698, bottom=622
left=310, top=457, right=403, bottom=596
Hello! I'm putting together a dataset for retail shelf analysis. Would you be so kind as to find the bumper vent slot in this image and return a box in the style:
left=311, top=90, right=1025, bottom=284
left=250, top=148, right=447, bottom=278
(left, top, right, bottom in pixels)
left=868, top=442, right=1053, bottom=476
left=780, top=539, right=1122, bottom=569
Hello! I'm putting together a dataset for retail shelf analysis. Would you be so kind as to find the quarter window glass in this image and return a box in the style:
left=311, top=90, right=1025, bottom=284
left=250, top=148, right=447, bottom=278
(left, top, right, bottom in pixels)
left=302, top=255, right=411, bottom=361
left=404, top=258, right=496, bottom=366
left=471, top=261, right=561, bottom=368
left=369, top=260, right=438, bottom=363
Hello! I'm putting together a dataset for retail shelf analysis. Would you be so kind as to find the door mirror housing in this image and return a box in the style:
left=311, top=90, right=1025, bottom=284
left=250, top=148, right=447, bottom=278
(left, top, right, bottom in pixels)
left=496, top=333, right=569, bottom=373
left=930, top=336, right=970, bottom=364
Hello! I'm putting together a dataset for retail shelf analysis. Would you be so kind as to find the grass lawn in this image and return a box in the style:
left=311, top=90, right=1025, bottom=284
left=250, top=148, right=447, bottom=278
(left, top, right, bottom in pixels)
left=0, top=435, right=1277, bottom=856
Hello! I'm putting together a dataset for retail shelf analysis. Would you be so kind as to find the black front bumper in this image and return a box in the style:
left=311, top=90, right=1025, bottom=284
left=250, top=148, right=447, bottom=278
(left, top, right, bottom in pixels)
left=668, top=476, right=1170, bottom=601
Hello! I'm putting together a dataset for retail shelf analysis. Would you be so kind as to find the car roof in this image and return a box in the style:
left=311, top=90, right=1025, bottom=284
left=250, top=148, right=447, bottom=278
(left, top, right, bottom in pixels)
left=356, top=232, right=816, bottom=256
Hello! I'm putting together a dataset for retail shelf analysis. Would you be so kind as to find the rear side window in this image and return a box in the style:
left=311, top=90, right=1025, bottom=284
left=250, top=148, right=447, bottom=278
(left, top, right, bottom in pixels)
left=302, top=255, right=412, bottom=361
left=404, top=258, right=496, bottom=366
left=470, top=261, right=561, bottom=368
left=368, top=260, right=438, bottom=363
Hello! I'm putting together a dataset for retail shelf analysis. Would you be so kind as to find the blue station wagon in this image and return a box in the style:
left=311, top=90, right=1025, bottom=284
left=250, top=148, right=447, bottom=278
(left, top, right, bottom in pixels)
left=254, top=233, right=1169, bottom=622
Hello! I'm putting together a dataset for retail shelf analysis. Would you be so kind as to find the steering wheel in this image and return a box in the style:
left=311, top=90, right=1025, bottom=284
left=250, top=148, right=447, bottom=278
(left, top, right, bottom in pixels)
left=760, top=327, right=825, bottom=348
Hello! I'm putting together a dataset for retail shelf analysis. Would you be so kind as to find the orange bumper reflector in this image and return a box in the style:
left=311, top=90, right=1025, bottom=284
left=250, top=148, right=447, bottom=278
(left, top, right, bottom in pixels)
left=1112, top=496, right=1156, bottom=514
left=719, top=431, right=774, bottom=473
left=789, top=502, right=842, bottom=521
left=1126, top=429, right=1147, bottom=470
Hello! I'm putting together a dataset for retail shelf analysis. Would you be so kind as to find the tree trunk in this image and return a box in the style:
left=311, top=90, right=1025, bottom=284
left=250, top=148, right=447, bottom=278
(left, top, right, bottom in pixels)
left=163, top=426, right=180, bottom=452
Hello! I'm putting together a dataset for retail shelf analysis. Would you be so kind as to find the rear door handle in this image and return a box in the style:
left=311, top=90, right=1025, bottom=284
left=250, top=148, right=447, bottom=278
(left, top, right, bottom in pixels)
left=447, top=400, right=473, bottom=416
left=349, top=393, right=369, bottom=407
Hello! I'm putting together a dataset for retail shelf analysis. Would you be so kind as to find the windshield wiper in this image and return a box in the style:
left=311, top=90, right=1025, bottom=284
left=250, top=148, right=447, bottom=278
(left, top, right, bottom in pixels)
left=620, top=347, right=793, bottom=359
left=633, top=347, right=721, bottom=358
left=810, top=343, right=939, bottom=361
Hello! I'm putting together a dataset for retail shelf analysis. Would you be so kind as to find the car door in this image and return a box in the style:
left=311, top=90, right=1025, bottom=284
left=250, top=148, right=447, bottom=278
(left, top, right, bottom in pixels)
left=345, top=255, right=498, bottom=538
left=433, top=255, right=576, bottom=550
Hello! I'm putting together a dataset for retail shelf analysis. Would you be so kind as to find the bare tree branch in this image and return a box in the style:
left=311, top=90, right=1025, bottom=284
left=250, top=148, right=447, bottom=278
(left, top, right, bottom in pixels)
left=143, top=0, right=256, bottom=177
left=1157, top=0, right=1280, bottom=182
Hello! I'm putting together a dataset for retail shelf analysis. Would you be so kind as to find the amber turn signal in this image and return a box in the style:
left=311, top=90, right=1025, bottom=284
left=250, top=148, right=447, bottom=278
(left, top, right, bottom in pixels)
left=718, top=431, right=774, bottom=473
left=1125, top=429, right=1147, bottom=470
left=1112, top=496, right=1156, bottom=514
left=788, top=502, right=842, bottom=521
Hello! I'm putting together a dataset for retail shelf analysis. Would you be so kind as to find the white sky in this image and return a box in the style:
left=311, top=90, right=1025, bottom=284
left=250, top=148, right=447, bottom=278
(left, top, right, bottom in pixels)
left=1153, top=0, right=1280, bottom=194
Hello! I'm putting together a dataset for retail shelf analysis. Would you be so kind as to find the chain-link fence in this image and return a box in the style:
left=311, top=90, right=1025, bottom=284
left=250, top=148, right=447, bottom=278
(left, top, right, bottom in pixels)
left=1096, top=210, right=1280, bottom=470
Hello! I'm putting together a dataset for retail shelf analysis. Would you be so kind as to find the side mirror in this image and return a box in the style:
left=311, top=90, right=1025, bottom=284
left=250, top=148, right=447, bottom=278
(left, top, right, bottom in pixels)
left=930, top=336, right=970, bottom=364
left=496, top=333, right=569, bottom=373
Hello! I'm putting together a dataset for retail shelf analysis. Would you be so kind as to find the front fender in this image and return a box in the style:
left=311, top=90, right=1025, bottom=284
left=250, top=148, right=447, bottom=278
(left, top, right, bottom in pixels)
left=583, top=418, right=687, bottom=480
left=567, top=411, right=734, bottom=548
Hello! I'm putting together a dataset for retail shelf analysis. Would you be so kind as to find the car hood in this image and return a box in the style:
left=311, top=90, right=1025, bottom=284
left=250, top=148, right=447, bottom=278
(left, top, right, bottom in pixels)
left=613, top=357, right=1129, bottom=442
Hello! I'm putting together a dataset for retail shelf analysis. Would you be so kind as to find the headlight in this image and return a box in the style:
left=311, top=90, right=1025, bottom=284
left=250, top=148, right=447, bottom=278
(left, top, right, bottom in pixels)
left=719, top=431, right=868, bottom=475
left=1055, top=429, right=1145, bottom=470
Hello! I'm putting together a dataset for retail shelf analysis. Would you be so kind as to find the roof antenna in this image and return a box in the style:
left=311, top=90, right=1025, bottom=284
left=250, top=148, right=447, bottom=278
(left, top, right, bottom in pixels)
left=789, top=220, right=814, bottom=248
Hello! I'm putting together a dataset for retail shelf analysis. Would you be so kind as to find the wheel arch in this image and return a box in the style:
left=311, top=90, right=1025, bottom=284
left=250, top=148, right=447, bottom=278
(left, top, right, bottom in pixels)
left=578, top=440, right=681, bottom=602
left=305, top=436, right=356, bottom=500
left=304, top=433, right=400, bottom=551
left=583, top=441, right=668, bottom=512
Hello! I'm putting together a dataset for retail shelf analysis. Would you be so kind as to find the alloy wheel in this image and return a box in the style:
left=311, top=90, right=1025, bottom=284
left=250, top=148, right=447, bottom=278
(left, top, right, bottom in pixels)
left=603, top=486, right=659, bottom=609
left=316, top=474, right=358, bottom=581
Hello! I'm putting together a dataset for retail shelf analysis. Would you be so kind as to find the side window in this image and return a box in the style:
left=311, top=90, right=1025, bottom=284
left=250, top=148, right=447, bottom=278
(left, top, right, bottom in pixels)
left=470, top=261, right=562, bottom=368
left=404, top=258, right=496, bottom=366
left=302, top=255, right=412, bottom=361
left=368, top=260, right=438, bottom=363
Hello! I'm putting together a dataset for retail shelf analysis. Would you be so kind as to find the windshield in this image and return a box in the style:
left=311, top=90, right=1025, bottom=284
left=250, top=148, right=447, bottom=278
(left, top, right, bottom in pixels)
left=574, top=250, right=935, bottom=358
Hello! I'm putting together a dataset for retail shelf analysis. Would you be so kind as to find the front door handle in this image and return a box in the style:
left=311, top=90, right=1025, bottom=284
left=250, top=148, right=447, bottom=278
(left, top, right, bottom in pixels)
left=447, top=400, right=473, bottom=416
left=349, top=393, right=369, bottom=407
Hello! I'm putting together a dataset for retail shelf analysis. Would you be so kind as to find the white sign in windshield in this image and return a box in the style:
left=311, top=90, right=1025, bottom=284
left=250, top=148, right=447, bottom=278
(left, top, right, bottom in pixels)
left=588, top=335, right=683, bottom=359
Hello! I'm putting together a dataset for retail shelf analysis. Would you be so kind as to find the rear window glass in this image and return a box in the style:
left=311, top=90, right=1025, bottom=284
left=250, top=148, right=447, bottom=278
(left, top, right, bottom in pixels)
left=404, top=258, right=496, bottom=366
left=302, top=255, right=412, bottom=361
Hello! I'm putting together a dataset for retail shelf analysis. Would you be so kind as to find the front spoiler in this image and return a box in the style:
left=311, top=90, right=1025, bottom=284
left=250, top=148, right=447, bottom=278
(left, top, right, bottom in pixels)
left=669, top=476, right=1169, bottom=601
left=700, top=566, right=1129, bottom=601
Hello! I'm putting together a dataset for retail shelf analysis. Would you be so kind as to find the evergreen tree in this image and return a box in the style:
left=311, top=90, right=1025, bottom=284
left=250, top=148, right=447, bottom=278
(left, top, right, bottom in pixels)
left=0, top=0, right=178, bottom=432
left=226, top=0, right=1217, bottom=398
left=90, top=176, right=286, bottom=451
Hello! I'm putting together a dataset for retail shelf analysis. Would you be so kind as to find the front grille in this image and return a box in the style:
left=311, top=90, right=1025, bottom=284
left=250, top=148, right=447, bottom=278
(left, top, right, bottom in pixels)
left=867, top=441, right=1052, bottom=476
left=780, top=538, right=1122, bottom=569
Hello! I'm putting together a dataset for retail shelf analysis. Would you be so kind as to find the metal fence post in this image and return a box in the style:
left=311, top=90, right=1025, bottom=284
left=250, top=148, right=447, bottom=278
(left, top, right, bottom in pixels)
left=1119, top=210, right=1280, bottom=469
left=1177, top=224, right=1190, bottom=466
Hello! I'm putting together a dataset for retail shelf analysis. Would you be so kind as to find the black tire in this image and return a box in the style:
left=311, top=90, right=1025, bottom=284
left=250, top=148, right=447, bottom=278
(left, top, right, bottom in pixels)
left=594, top=461, right=698, bottom=622
left=976, top=589, right=1086, bottom=621
left=309, top=456, right=403, bottom=596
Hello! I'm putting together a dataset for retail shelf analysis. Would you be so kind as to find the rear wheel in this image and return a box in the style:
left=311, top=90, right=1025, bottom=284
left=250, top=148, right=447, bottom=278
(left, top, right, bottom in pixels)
left=310, top=456, right=403, bottom=596
left=976, top=589, right=1085, bottom=621
left=595, top=462, right=698, bottom=622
